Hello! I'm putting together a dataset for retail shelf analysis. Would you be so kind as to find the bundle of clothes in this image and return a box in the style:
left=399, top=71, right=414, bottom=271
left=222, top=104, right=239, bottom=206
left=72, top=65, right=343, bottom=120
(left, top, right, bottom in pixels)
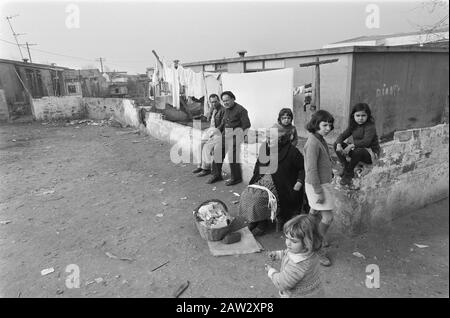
left=196, top=201, right=232, bottom=229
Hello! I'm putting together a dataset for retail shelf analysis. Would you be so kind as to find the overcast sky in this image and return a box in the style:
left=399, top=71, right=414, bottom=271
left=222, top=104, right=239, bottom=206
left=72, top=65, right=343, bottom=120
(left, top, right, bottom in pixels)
left=0, top=0, right=448, bottom=73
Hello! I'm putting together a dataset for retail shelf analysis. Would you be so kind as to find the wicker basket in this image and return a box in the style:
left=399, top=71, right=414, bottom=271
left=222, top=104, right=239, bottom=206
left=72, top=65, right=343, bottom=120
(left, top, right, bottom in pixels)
left=193, top=199, right=233, bottom=241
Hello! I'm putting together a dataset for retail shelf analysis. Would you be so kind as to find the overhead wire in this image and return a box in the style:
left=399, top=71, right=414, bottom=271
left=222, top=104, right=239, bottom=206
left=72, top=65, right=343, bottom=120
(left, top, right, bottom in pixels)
left=0, top=37, right=144, bottom=72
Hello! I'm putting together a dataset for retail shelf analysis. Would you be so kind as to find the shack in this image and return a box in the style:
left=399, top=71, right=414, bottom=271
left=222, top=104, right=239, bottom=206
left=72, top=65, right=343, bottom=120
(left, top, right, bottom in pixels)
left=0, top=58, right=73, bottom=120
left=183, top=45, right=449, bottom=140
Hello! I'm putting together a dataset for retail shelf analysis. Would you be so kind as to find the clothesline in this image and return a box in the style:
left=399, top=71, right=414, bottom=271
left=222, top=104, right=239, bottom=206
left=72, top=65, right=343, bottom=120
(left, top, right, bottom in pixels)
left=152, top=57, right=221, bottom=111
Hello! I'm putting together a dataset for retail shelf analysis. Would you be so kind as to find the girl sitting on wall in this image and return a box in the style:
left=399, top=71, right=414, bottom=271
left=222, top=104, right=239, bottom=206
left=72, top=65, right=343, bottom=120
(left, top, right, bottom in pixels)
left=334, top=103, right=381, bottom=186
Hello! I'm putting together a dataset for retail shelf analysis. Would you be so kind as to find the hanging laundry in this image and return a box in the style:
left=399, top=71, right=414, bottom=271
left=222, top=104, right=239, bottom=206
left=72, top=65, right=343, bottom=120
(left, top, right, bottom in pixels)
left=203, top=72, right=222, bottom=115
left=222, top=69, right=293, bottom=130
left=162, top=61, right=181, bottom=109
left=185, top=70, right=205, bottom=99
left=293, top=83, right=312, bottom=95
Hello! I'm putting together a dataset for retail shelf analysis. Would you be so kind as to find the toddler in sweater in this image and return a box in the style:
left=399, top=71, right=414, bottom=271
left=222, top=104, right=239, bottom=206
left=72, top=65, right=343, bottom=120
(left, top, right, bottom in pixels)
left=265, top=214, right=324, bottom=298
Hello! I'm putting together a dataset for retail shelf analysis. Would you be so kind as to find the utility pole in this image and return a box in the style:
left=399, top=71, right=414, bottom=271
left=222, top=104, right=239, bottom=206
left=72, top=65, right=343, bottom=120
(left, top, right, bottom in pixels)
left=5, top=15, right=25, bottom=60
left=24, top=42, right=37, bottom=63
left=97, top=57, right=105, bottom=73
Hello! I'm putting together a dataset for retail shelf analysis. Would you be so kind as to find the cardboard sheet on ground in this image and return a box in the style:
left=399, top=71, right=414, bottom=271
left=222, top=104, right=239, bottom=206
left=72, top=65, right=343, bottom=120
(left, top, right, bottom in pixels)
left=207, top=227, right=263, bottom=256
left=221, top=69, right=294, bottom=130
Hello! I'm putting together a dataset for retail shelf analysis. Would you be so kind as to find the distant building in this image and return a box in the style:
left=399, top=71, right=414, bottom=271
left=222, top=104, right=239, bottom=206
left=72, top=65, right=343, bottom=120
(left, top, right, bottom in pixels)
left=78, top=69, right=109, bottom=97
left=62, top=69, right=83, bottom=97
left=323, top=27, right=449, bottom=48
left=0, top=58, right=74, bottom=120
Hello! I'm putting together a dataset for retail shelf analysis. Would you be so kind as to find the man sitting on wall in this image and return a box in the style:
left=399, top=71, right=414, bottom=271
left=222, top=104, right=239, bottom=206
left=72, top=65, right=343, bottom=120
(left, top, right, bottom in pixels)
left=192, top=94, right=225, bottom=177
left=207, top=91, right=251, bottom=186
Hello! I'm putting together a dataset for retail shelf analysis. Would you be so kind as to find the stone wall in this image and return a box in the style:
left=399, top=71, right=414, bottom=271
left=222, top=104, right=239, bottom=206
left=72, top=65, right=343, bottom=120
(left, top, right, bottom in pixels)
left=83, top=98, right=140, bottom=127
left=31, top=96, right=85, bottom=121
left=32, top=97, right=140, bottom=128
left=332, top=124, right=449, bottom=235
left=142, top=112, right=260, bottom=182
left=141, top=114, right=448, bottom=235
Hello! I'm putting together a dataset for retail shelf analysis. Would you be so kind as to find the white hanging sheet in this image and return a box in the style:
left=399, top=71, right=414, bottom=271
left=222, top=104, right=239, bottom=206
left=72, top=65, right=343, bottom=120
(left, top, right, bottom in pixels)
left=221, top=68, right=294, bottom=130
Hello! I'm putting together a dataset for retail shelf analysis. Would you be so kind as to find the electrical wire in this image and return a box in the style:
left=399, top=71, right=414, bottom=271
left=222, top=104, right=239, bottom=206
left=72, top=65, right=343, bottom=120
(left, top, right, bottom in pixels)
left=0, top=37, right=142, bottom=72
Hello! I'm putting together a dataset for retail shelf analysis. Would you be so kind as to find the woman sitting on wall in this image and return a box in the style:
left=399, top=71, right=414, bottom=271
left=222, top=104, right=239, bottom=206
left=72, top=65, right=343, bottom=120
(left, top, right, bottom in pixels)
left=238, top=124, right=306, bottom=236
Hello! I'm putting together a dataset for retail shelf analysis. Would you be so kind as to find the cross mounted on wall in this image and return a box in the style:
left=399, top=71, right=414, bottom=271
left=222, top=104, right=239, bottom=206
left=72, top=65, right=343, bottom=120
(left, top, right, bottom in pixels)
left=300, top=57, right=339, bottom=110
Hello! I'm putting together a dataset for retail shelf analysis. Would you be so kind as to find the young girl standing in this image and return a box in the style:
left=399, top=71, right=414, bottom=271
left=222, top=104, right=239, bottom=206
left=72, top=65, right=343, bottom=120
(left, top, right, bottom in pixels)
left=334, top=103, right=380, bottom=186
left=275, top=108, right=299, bottom=147
left=303, top=110, right=335, bottom=266
left=265, top=214, right=324, bottom=298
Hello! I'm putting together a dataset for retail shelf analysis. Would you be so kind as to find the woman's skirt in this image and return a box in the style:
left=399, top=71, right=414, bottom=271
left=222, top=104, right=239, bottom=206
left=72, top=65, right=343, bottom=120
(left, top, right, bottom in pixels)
left=305, top=183, right=335, bottom=211
left=238, top=174, right=279, bottom=223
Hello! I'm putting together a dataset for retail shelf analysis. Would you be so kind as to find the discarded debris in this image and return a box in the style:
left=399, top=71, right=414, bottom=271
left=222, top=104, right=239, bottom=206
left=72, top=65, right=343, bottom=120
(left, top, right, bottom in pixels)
left=94, top=277, right=104, bottom=284
left=105, top=252, right=134, bottom=262
left=105, top=252, right=119, bottom=259
left=352, top=252, right=366, bottom=259
left=156, top=213, right=164, bottom=218
left=0, top=220, right=12, bottom=225
left=40, top=189, right=55, bottom=195
left=233, top=192, right=240, bottom=197
left=414, top=244, right=429, bottom=248
left=212, top=187, right=217, bottom=191
left=180, top=197, right=187, bottom=200
left=161, top=202, right=168, bottom=206
left=41, top=267, right=55, bottom=276
left=231, top=200, right=239, bottom=205
left=173, top=281, right=190, bottom=298
left=116, top=130, right=140, bottom=135
left=132, top=140, right=141, bottom=143
left=151, top=261, right=170, bottom=272
left=56, top=289, right=64, bottom=295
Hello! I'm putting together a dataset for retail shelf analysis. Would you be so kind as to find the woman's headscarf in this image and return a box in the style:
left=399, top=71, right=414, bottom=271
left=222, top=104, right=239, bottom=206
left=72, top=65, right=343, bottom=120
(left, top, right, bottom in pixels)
left=258, top=124, right=293, bottom=167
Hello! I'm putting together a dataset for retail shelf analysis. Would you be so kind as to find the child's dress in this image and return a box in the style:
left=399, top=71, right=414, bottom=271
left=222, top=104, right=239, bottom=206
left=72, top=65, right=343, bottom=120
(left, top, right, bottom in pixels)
left=268, top=249, right=324, bottom=298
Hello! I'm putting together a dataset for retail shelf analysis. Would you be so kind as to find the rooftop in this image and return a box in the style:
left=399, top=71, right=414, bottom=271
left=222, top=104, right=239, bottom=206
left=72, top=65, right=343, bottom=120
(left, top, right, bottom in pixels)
left=329, top=26, right=449, bottom=45
left=0, top=58, right=73, bottom=71
left=182, top=45, right=449, bottom=67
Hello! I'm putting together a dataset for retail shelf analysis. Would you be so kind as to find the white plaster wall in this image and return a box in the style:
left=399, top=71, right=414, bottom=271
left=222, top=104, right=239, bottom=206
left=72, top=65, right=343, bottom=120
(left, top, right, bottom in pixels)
left=32, top=96, right=84, bottom=120
left=84, top=98, right=140, bottom=127
left=332, top=124, right=449, bottom=235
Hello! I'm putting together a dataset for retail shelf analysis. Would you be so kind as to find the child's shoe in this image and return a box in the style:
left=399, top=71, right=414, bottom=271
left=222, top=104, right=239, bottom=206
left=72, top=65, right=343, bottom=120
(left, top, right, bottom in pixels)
left=318, top=249, right=331, bottom=266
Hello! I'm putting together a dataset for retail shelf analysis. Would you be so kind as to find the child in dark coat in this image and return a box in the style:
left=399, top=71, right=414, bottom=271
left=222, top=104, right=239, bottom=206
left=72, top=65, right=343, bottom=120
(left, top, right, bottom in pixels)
left=334, top=103, right=381, bottom=186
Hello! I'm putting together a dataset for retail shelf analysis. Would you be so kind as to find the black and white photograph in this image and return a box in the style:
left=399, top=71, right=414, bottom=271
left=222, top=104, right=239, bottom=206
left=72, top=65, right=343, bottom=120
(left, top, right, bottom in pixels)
left=0, top=0, right=448, bottom=300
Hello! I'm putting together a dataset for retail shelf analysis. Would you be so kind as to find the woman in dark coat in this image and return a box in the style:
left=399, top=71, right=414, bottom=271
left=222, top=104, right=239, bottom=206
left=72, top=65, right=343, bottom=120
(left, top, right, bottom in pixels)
left=238, top=125, right=307, bottom=236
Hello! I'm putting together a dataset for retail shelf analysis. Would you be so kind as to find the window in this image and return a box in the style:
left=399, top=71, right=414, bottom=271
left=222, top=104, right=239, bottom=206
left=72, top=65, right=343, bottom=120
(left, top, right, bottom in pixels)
left=264, top=59, right=285, bottom=70
left=245, top=59, right=285, bottom=72
left=204, top=64, right=215, bottom=72
left=215, top=63, right=228, bottom=72
left=67, top=84, right=77, bottom=94
left=245, top=61, right=263, bottom=72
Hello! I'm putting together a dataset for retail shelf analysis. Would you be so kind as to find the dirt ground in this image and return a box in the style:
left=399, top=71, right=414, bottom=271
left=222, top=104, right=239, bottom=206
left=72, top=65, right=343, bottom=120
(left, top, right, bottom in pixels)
left=0, top=121, right=448, bottom=298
